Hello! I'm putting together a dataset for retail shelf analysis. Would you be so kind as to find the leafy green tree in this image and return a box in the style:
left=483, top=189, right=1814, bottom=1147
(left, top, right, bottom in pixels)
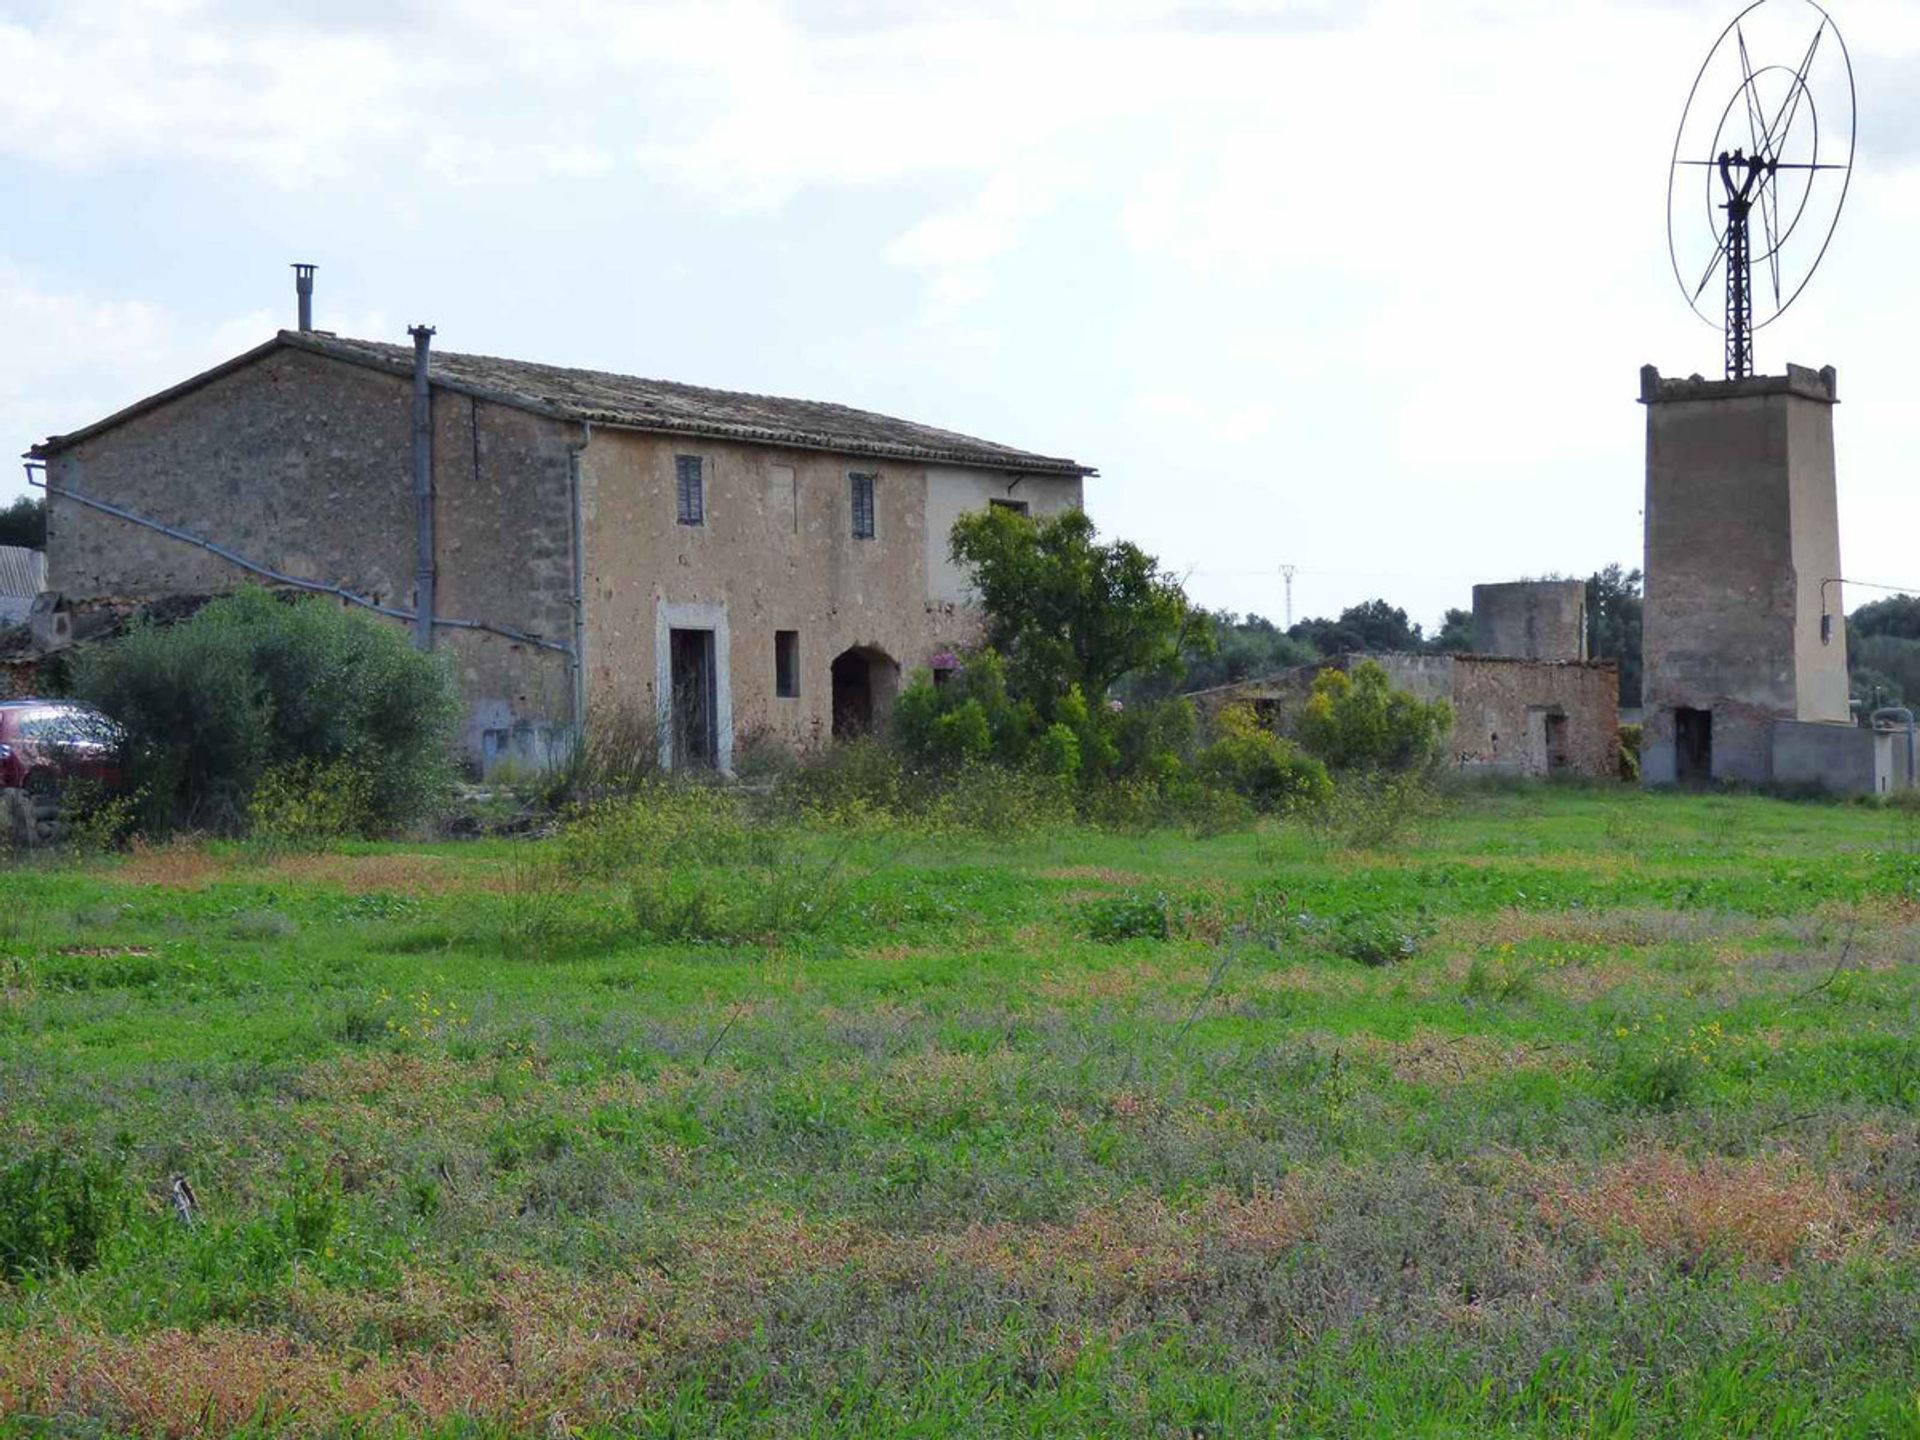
left=1291, top=599, right=1423, bottom=656
left=1585, top=565, right=1642, bottom=706
left=949, top=507, right=1209, bottom=711
left=1295, top=659, right=1453, bottom=772
left=1195, top=703, right=1331, bottom=813
left=1431, top=608, right=1475, bottom=654
left=74, top=587, right=460, bottom=834
left=0, top=495, right=45, bottom=549
left=1122, top=609, right=1313, bottom=701
left=1848, top=595, right=1920, bottom=640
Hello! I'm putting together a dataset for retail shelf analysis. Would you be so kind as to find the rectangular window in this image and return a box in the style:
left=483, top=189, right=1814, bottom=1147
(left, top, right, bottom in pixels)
left=676, top=454, right=705, bottom=526
left=989, top=497, right=1030, bottom=516
left=775, top=630, right=800, bottom=698
left=849, top=472, right=876, bottom=540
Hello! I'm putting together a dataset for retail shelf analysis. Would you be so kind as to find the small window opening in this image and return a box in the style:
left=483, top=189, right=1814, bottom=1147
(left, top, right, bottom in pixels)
left=775, top=630, right=800, bottom=698
left=989, top=497, right=1030, bottom=516
left=676, top=455, right=705, bottom=526
left=850, top=472, right=876, bottom=539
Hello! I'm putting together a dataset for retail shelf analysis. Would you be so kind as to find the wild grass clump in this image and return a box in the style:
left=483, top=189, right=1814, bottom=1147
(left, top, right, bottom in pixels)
left=247, top=757, right=376, bottom=853
left=1312, top=771, right=1448, bottom=852
left=491, top=781, right=862, bottom=956
left=0, top=1149, right=129, bottom=1280
left=1083, top=892, right=1174, bottom=943
left=1292, top=908, right=1431, bottom=967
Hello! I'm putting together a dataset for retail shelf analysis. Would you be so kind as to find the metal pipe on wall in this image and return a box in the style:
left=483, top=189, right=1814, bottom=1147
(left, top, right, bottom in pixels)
left=293, top=263, right=315, bottom=332
left=567, top=425, right=591, bottom=734
left=22, top=466, right=569, bottom=653
left=408, top=325, right=436, bottom=651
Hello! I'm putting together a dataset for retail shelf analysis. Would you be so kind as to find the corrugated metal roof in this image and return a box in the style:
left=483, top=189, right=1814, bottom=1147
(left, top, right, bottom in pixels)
left=34, top=332, right=1095, bottom=478
left=0, top=546, right=45, bottom=600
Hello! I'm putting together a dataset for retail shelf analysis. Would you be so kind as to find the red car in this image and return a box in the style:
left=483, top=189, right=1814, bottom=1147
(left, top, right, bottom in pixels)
left=0, top=699, right=124, bottom=846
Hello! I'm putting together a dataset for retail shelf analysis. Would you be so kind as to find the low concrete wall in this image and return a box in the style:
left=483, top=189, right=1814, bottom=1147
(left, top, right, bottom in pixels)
left=1772, top=720, right=1889, bottom=795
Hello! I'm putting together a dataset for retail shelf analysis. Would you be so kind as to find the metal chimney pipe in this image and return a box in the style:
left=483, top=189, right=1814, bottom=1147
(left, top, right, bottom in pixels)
left=292, top=263, right=316, bottom=332
left=408, top=325, right=436, bottom=651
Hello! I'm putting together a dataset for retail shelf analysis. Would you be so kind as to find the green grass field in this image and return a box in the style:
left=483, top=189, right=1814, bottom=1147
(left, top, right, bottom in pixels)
left=2, top=785, right=1918, bottom=1436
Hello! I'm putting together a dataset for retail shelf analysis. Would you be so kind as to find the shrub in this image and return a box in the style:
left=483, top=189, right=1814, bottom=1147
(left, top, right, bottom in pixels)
left=1084, top=891, right=1173, bottom=942
left=1194, top=704, right=1332, bottom=814
left=1314, top=770, right=1447, bottom=851
left=248, top=757, right=377, bottom=851
left=560, top=782, right=755, bottom=877
left=0, top=1149, right=129, bottom=1280
left=1292, top=908, right=1429, bottom=966
left=1618, top=723, right=1644, bottom=782
left=1295, top=659, right=1453, bottom=773
left=73, top=588, right=460, bottom=835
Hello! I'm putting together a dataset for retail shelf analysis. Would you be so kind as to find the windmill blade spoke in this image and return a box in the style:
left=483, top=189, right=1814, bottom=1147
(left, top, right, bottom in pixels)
left=1762, top=21, right=1825, bottom=157
left=1736, top=25, right=1768, bottom=157
left=1692, top=237, right=1729, bottom=304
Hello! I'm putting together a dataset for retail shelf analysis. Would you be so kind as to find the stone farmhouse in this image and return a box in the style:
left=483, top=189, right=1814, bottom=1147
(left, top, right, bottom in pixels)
left=26, top=291, right=1091, bottom=773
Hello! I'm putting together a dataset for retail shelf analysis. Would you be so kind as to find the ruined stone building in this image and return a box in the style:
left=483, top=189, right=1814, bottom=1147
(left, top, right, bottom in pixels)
left=27, top=301, right=1090, bottom=772
left=1471, top=579, right=1587, bottom=661
left=1192, top=646, right=1620, bottom=780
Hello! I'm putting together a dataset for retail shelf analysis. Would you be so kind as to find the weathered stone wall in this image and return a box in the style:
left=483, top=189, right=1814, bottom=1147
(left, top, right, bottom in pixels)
left=1444, top=656, right=1619, bottom=777
left=578, top=429, right=1014, bottom=766
left=1190, top=651, right=1619, bottom=778
left=42, top=346, right=577, bottom=763
left=1471, top=580, right=1587, bottom=661
left=1640, top=363, right=1847, bottom=786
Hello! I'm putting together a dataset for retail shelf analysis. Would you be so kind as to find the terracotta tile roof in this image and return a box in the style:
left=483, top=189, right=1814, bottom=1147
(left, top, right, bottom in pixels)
left=33, top=332, right=1094, bottom=478
left=0, top=545, right=45, bottom=599
left=289, top=333, right=1092, bottom=475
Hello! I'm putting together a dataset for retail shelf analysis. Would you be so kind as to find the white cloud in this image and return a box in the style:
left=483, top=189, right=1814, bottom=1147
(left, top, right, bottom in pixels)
left=3, top=0, right=1918, bottom=628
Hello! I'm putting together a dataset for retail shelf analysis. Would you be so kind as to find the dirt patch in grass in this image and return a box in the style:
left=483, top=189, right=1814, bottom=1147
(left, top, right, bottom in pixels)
left=1442, top=907, right=1760, bottom=952
left=1345, top=1029, right=1579, bottom=1086
left=293, top=1050, right=476, bottom=1105
left=1536, top=1149, right=1876, bottom=1267
left=1039, top=866, right=1149, bottom=886
left=116, top=840, right=226, bottom=889
left=265, top=852, right=499, bottom=895
left=116, top=843, right=504, bottom=897
left=1034, top=958, right=1193, bottom=1003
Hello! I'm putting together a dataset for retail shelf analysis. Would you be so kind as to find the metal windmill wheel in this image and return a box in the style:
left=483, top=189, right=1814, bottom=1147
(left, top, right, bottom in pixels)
left=1667, top=0, right=1855, bottom=379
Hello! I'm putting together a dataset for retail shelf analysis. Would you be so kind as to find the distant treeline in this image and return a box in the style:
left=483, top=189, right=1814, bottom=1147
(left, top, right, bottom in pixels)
left=1128, top=565, right=1644, bottom=708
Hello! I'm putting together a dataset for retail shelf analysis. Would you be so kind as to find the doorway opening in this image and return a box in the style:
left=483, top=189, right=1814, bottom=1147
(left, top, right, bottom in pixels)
left=1675, top=707, right=1712, bottom=784
left=1543, top=712, right=1570, bottom=774
left=669, top=628, right=718, bottom=769
left=830, top=645, right=900, bottom=739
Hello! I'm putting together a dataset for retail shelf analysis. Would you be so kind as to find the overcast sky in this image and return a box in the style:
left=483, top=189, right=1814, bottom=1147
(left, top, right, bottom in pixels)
left=4, top=0, right=1918, bottom=632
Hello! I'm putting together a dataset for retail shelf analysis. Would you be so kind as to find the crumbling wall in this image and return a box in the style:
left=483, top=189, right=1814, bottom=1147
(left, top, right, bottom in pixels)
left=1447, top=656, right=1619, bottom=777
left=1189, top=651, right=1620, bottom=779
left=1471, top=580, right=1587, bottom=661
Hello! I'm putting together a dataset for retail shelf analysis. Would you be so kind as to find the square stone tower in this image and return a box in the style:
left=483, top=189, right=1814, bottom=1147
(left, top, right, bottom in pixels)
left=1471, top=579, right=1588, bottom=661
left=1639, top=363, right=1850, bottom=785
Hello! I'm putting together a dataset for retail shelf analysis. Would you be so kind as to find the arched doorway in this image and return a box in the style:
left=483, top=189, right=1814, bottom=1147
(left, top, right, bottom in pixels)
left=830, top=645, right=900, bottom=739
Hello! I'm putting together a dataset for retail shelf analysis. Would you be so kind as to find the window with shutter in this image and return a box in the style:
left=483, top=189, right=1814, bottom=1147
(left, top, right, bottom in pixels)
left=850, top=472, right=876, bottom=540
left=676, top=455, right=705, bottom=526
